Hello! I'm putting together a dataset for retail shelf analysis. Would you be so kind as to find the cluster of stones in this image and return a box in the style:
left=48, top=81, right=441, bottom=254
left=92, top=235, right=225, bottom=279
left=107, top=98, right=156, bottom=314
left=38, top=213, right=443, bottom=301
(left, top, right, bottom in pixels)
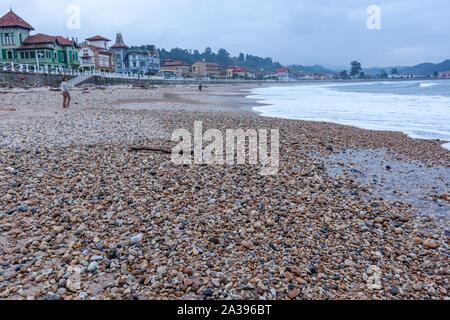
left=0, top=85, right=448, bottom=300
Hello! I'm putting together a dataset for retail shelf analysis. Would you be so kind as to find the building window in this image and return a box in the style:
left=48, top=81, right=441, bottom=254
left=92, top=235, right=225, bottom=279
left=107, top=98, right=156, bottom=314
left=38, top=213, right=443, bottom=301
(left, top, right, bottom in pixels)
left=20, top=52, right=25, bottom=59
left=7, top=51, right=13, bottom=59
left=1, top=33, right=16, bottom=46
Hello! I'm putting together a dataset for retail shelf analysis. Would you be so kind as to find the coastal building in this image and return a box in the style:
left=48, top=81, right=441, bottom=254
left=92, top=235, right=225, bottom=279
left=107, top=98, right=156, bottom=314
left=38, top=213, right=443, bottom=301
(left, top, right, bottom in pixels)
left=160, top=59, right=191, bottom=78
left=438, top=71, right=450, bottom=78
left=192, top=61, right=224, bottom=79
left=226, top=66, right=255, bottom=79
left=388, top=74, right=414, bottom=79
left=276, top=68, right=299, bottom=81
left=110, top=33, right=160, bottom=74
left=79, top=35, right=115, bottom=72
left=264, top=72, right=278, bottom=80
left=109, top=33, right=128, bottom=73
left=0, top=9, right=80, bottom=70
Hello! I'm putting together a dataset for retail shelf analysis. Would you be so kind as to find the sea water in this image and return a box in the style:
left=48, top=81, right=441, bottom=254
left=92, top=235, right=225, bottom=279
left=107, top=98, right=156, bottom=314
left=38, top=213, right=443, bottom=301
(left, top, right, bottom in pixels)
left=249, top=80, right=450, bottom=150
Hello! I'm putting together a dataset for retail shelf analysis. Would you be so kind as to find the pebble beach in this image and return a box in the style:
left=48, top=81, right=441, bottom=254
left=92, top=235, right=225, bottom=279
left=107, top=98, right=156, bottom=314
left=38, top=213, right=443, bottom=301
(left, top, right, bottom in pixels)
left=0, top=84, right=449, bottom=300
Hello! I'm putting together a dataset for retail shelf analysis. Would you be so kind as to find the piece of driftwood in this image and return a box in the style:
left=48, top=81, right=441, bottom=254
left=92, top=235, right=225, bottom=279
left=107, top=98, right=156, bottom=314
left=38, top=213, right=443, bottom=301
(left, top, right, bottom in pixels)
left=0, top=107, right=16, bottom=111
left=128, top=146, right=194, bottom=156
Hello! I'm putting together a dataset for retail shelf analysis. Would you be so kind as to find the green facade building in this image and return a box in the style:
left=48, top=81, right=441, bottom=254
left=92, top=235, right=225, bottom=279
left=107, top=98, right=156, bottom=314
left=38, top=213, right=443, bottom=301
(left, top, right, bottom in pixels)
left=0, top=9, right=80, bottom=70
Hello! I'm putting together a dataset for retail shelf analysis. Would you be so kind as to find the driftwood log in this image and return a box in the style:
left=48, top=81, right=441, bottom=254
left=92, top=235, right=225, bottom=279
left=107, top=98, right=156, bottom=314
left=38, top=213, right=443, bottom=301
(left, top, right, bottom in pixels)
left=128, top=146, right=194, bottom=156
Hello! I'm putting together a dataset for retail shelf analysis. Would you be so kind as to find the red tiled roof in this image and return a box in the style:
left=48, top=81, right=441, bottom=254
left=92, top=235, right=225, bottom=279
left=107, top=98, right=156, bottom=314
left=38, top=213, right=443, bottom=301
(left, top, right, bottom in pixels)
left=23, top=33, right=74, bottom=46
left=23, top=33, right=54, bottom=44
left=17, top=44, right=52, bottom=50
left=164, top=61, right=190, bottom=67
left=110, top=44, right=129, bottom=49
left=204, top=62, right=222, bottom=67
left=0, top=10, right=34, bottom=30
left=227, top=66, right=252, bottom=72
left=80, top=43, right=113, bottom=55
left=55, top=36, right=74, bottom=46
left=86, top=35, right=111, bottom=42
left=111, top=33, right=128, bottom=49
left=276, top=68, right=289, bottom=73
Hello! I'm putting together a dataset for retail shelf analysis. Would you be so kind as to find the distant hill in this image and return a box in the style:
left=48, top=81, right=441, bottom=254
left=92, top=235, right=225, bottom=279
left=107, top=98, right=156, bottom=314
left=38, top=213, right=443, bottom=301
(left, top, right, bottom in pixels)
left=146, top=45, right=449, bottom=76
left=398, top=59, right=450, bottom=75
left=287, top=64, right=335, bottom=74
left=361, top=59, right=450, bottom=76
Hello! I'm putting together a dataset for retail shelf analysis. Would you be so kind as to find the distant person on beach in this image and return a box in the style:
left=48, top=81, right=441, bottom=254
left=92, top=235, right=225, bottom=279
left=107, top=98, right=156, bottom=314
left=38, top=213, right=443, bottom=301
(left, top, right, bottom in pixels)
left=199, top=83, right=202, bottom=91
left=60, top=77, right=71, bottom=108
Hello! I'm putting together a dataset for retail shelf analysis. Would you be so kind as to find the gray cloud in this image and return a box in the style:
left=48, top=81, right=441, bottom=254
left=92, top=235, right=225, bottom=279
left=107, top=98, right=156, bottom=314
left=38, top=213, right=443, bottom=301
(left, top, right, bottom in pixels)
left=4, top=0, right=450, bottom=67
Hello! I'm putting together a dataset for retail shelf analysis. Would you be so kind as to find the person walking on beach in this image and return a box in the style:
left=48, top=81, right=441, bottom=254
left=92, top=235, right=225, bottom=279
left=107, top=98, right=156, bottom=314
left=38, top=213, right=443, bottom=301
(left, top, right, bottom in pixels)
left=60, top=77, right=71, bottom=108
left=199, top=83, right=202, bottom=92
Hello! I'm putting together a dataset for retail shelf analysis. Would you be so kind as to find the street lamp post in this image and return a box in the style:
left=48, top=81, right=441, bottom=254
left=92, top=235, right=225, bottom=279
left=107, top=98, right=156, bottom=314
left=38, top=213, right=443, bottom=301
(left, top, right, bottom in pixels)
left=35, top=51, right=44, bottom=73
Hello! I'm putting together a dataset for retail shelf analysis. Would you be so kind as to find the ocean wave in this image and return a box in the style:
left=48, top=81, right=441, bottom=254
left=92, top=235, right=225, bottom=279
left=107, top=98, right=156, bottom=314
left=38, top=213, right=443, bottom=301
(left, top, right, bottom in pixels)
left=250, top=83, right=450, bottom=142
left=419, top=82, right=438, bottom=88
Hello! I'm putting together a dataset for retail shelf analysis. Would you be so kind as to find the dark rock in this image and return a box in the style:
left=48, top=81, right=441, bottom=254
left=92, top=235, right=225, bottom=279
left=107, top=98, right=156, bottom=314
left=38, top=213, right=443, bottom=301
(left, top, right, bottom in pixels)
left=391, top=287, right=399, bottom=296
left=108, top=248, right=118, bottom=259
left=203, top=289, right=213, bottom=296
left=209, top=238, right=219, bottom=244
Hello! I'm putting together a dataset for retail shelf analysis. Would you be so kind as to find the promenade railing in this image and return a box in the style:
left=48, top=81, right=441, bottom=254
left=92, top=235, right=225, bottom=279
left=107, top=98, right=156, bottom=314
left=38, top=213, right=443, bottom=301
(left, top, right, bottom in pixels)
left=0, top=62, right=280, bottom=83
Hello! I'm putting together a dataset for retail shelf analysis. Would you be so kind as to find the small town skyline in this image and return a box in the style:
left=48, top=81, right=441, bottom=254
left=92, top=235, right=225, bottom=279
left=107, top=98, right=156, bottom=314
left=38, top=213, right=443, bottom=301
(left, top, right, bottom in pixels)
left=1, top=7, right=449, bottom=81
left=3, top=0, right=450, bottom=69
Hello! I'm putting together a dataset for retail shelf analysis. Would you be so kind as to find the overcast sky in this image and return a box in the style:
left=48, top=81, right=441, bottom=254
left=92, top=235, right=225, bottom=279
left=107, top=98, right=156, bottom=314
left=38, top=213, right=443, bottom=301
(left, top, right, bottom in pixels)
left=3, top=0, right=450, bottom=67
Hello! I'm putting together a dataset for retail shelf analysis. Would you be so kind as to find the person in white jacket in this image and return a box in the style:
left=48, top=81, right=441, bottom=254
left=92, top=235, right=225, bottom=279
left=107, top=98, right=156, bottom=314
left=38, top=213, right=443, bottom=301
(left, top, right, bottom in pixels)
left=60, top=77, right=71, bottom=108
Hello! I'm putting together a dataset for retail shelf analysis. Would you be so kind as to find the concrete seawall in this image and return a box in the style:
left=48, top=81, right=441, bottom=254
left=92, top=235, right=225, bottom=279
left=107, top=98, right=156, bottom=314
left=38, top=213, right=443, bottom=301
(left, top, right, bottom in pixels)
left=76, top=75, right=280, bottom=87
left=0, top=72, right=283, bottom=88
left=0, top=71, right=76, bottom=87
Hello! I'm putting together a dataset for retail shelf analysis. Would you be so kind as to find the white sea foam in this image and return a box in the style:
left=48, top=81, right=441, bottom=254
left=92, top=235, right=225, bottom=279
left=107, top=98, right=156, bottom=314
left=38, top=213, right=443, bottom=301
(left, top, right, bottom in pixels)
left=442, top=143, right=450, bottom=151
left=419, top=82, right=438, bottom=88
left=249, top=82, right=450, bottom=148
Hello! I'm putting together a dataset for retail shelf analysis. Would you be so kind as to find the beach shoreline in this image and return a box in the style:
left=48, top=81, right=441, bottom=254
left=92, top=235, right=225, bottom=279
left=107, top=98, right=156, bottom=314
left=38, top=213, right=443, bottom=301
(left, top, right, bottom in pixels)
left=0, top=84, right=449, bottom=300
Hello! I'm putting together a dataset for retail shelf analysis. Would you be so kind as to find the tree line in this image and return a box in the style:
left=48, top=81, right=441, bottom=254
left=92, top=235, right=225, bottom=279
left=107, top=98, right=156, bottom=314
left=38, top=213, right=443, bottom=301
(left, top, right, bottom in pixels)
left=132, top=46, right=283, bottom=72
left=337, top=61, right=407, bottom=79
